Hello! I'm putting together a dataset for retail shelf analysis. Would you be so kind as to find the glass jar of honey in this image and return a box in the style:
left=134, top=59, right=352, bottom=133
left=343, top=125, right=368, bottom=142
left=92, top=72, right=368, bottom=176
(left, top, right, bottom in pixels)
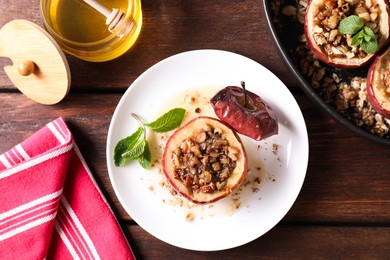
left=40, top=0, right=142, bottom=62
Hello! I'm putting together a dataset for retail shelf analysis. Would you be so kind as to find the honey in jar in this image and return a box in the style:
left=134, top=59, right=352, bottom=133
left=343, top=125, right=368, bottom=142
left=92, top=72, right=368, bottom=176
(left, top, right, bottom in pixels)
left=40, top=0, right=142, bottom=62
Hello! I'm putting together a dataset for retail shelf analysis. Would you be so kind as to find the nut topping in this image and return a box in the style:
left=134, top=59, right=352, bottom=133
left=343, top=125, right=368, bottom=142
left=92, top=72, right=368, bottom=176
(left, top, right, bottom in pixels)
left=171, top=125, right=239, bottom=194
left=311, top=0, right=381, bottom=59
left=163, top=116, right=248, bottom=204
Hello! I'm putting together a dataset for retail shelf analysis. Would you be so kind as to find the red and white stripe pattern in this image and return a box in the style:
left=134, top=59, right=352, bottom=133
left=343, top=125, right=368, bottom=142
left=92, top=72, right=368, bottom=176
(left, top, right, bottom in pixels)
left=0, top=118, right=135, bottom=259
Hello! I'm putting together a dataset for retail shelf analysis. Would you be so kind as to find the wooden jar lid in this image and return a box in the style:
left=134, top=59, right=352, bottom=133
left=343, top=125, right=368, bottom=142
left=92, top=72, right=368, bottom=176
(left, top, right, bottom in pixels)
left=0, top=19, right=70, bottom=105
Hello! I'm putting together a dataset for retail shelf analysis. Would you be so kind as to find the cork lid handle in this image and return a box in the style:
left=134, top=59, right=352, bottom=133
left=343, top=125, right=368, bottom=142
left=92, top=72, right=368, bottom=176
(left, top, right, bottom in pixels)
left=0, top=20, right=70, bottom=105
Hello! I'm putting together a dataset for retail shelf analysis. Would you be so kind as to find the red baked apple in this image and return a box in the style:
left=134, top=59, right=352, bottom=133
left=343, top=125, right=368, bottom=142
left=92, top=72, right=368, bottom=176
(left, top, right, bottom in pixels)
left=210, top=82, right=278, bottom=141
left=367, top=47, right=390, bottom=119
left=305, top=0, right=390, bottom=68
left=162, top=117, right=247, bottom=204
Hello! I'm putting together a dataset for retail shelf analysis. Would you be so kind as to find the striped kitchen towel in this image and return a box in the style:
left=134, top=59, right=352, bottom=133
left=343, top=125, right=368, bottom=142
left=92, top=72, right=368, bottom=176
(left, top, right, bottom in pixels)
left=0, top=118, right=135, bottom=259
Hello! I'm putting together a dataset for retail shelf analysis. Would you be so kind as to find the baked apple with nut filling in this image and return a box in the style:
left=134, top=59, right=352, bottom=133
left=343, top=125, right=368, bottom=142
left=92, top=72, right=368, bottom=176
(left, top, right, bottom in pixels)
left=305, top=0, right=390, bottom=68
left=367, top=47, right=390, bottom=119
left=162, top=117, right=247, bottom=204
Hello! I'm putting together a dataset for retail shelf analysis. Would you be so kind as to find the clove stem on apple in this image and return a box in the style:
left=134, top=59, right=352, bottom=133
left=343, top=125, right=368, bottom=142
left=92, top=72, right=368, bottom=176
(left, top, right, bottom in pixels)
left=240, top=81, right=247, bottom=107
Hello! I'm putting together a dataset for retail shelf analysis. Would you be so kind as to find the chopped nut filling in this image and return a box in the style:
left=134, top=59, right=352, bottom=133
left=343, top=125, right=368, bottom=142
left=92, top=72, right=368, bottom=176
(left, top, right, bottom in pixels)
left=379, top=58, right=390, bottom=98
left=171, top=125, right=239, bottom=194
left=312, top=0, right=380, bottom=59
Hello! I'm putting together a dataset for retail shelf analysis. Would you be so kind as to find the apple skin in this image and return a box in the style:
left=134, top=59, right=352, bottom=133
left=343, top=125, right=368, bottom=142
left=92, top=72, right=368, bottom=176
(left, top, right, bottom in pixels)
left=162, top=116, right=248, bottom=204
left=367, top=48, right=390, bottom=119
left=210, top=86, right=278, bottom=141
left=304, top=0, right=390, bottom=69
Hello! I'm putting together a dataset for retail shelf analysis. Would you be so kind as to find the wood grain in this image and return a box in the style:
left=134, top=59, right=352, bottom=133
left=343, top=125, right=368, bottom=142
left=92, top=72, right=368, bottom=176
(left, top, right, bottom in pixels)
left=1, top=0, right=389, bottom=258
left=125, top=225, right=390, bottom=259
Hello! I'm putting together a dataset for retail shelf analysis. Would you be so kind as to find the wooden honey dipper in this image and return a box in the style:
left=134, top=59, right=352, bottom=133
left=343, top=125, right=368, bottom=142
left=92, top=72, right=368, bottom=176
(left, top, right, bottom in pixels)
left=83, top=0, right=126, bottom=33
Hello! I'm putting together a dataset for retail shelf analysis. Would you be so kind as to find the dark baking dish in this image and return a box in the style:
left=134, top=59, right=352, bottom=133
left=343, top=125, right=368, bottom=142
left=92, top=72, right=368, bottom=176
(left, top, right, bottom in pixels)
left=263, top=0, right=390, bottom=145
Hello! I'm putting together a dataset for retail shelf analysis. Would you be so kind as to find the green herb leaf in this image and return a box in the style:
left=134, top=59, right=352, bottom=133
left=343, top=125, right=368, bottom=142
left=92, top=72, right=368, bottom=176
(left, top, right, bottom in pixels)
left=363, top=33, right=372, bottom=42
left=361, top=39, right=378, bottom=54
left=351, top=30, right=364, bottom=46
left=350, top=27, right=377, bottom=53
left=363, top=26, right=376, bottom=40
left=122, top=138, right=146, bottom=160
left=145, top=108, right=186, bottom=133
left=114, top=127, right=143, bottom=166
left=137, top=141, right=152, bottom=169
left=339, top=15, right=364, bottom=35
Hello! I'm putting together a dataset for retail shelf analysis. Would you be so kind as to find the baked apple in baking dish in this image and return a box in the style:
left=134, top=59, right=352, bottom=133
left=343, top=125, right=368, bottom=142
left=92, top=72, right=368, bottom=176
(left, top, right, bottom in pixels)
left=367, top=47, right=390, bottom=119
left=304, top=0, right=390, bottom=68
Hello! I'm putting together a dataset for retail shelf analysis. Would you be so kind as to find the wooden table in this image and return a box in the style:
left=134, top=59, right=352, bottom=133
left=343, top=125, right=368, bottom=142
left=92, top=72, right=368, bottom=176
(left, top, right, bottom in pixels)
left=1, top=0, right=389, bottom=258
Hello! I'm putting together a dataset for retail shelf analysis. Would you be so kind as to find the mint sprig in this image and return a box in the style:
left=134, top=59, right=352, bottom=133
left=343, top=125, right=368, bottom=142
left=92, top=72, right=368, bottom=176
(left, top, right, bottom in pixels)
left=338, top=15, right=378, bottom=54
left=113, top=108, right=186, bottom=169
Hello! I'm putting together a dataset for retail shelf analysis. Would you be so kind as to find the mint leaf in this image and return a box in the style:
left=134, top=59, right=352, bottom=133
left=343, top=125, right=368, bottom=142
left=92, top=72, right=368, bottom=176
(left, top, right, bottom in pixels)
left=351, top=30, right=364, bottom=46
left=361, top=39, right=378, bottom=54
left=122, top=138, right=146, bottom=160
left=137, top=141, right=152, bottom=169
left=339, top=15, right=364, bottom=35
left=114, top=127, right=143, bottom=166
left=145, top=108, right=186, bottom=133
left=350, top=27, right=377, bottom=53
left=363, top=33, right=372, bottom=42
left=363, top=26, right=376, bottom=40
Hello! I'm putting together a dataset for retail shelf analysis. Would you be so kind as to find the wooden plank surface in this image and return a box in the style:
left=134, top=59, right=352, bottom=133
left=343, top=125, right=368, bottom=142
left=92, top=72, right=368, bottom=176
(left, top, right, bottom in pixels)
left=1, top=0, right=389, bottom=258
left=125, top=225, right=390, bottom=259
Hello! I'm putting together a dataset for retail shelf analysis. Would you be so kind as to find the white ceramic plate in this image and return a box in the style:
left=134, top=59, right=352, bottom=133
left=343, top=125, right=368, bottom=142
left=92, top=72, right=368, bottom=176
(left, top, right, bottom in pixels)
left=106, top=50, right=309, bottom=251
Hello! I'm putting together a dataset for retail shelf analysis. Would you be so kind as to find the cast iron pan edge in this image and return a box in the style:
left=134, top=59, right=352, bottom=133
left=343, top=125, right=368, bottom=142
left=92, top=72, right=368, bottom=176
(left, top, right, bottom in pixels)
left=262, top=0, right=390, bottom=145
